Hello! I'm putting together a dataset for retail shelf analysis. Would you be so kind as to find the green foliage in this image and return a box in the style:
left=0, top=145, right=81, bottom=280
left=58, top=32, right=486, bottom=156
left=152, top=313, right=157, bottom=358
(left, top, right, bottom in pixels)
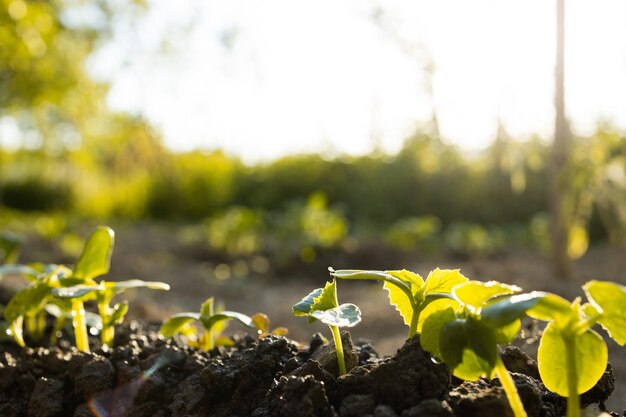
left=53, top=279, right=169, bottom=348
left=527, top=280, right=626, bottom=417
left=293, top=279, right=361, bottom=375
left=384, top=216, right=441, bottom=252
left=160, top=297, right=256, bottom=350
left=1, top=226, right=165, bottom=352
left=205, top=206, right=265, bottom=256
left=330, top=267, right=468, bottom=338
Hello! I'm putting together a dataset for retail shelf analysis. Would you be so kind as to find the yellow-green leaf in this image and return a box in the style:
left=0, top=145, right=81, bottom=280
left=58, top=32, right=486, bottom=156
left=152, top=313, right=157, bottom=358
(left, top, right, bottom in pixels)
left=383, top=280, right=415, bottom=326
left=423, top=268, right=468, bottom=296
left=537, top=322, right=608, bottom=396
left=453, top=281, right=520, bottom=309
left=73, top=226, right=114, bottom=281
left=583, top=280, right=626, bottom=345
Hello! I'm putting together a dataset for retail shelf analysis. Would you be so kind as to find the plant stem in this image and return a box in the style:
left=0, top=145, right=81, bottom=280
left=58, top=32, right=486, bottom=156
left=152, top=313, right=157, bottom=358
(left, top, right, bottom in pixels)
left=71, top=299, right=90, bottom=353
left=330, top=325, right=346, bottom=375
left=204, top=328, right=214, bottom=350
left=408, top=307, right=419, bottom=338
left=101, top=322, right=115, bottom=348
left=565, top=337, right=580, bottom=417
left=495, top=356, right=528, bottom=417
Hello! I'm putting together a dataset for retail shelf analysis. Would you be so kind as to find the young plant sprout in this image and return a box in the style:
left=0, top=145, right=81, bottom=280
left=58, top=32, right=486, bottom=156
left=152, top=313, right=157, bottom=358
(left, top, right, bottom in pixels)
left=293, top=279, right=361, bottom=376
left=419, top=280, right=547, bottom=417
left=2, top=226, right=165, bottom=353
left=526, top=280, right=626, bottom=417
left=52, top=279, right=170, bottom=348
left=160, top=297, right=256, bottom=350
left=250, top=312, right=288, bottom=338
left=330, top=267, right=467, bottom=338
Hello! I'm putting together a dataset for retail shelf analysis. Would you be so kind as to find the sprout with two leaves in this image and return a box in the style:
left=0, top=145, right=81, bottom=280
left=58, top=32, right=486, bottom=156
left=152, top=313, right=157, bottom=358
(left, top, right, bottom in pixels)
left=160, top=297, right=256, bottom=350
left=527, top=280, right=626, bottom=417
left=293, top=279, right=361, bottom=376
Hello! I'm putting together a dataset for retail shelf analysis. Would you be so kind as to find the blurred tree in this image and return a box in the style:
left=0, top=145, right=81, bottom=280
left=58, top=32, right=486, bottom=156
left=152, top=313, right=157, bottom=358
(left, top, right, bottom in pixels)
left=0, top=0, right=145, bottom=207
left=549, top=0, right=571, bottom=279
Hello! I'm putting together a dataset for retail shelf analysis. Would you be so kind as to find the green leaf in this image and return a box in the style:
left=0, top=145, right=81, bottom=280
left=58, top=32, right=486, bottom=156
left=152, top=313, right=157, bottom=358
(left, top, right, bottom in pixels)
left=383, top=280, right=416, bottom=327
left=387, top=269, right=425, bottom=288
left=526, top=293, right=572, bottom=327
left=160, top=313, right=201, bottom=337
left=108, top=302, right=129, bottom=326
left=105, top=280, right=171, bottom=293
left=423, top=268, right=468, bottom=296
left=0, top=264, right=40, bottom=279
left=440, top=319, right=498, bottom=381
left=417, top=298, right=459, bottom=332
left=494, top=319, right=521, bottom=345
left=73, top=226, right=114, bottom=281
left=420, top=305, right=456, bottom=358
left=330, top=269, right=391, bottom=282
left=453, top=281, right=521, bottom=309
left=202, top=311, right=255, bottom=332
left=293, top=287, right=323, bottom=316
left=3, top=282, right=51, bottom=347
left=293, top=280, right=338, bottom=320
left=537, top=322, right=608, bottom=396
left=481, top=292, right=546, bottom=328
left=583, top=280, right=626, bottom=345
left=200, top=297, right=215, bottom=321
left=52, top=284, right=101, bottom=299
left=310, top=303, right=361, bottom=328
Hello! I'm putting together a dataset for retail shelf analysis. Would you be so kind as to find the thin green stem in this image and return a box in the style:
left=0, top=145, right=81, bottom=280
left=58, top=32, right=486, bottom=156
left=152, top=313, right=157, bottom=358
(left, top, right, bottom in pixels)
left=71, top=299, right=90, bottom=353
left=495, top=356, right=528, bottom=417
left=408, top=307, right=420, bottom=338
left=330, top=325, right=346, bottom=375
left=565, top=337, right=580, bottom=417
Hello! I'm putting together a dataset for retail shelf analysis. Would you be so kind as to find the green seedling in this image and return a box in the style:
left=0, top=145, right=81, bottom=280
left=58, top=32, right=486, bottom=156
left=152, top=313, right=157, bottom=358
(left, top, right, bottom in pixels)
left=251, top=312, right=289, bottom=338
left=420, top=280, right=547, bottom=417
left=526, top=280, right=626, bottom=417
left=2, top=226, right=143, bottom=353
left=52, top=279, right=169, bottom=348
left=330, top=267, right=468, bottom=338
left=293, top=279, right=361, bottom=376
left=160, top=297, right=256, bottom=350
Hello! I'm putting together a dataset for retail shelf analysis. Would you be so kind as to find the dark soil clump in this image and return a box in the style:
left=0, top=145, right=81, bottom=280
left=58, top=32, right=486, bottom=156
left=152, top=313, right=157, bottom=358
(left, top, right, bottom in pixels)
left=0, top=322, right=621, bottom=417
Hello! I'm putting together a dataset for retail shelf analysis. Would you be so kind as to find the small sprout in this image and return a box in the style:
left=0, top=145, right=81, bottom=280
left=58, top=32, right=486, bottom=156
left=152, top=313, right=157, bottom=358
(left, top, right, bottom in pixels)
left=53, top=279, right=169, bottom=348
left=160, top=297, right=256, bottom=350
left=2, top=226, right=165, bottom=353
left=293, top=279, right=361, bottom=376
left=330, top=267, right=468, bottom=338
left=420, top=280, right=546, bottom=417
left=527, top=280, right=626, bottom=417
left=251, top=312, right=288, bottom=338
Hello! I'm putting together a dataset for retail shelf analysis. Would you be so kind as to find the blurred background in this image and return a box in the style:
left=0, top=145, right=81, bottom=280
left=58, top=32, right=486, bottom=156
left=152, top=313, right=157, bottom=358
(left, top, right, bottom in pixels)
left=1, top=0, right=626, bottom=407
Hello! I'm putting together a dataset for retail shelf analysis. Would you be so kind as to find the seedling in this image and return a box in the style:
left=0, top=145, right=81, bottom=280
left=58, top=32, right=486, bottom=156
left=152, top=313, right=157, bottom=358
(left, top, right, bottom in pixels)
left=526, top=280, right=626, bottom=417
left=160, top=297, right=256, bottom=350
left=251, top=312, right=288, bottom=338
left=52, top=279, right=170, bottom=348
left=2, top=226, right=162, bottom=353
left=419, top=280, right=546, bottom=417
left=330, top=267, right=468, bottom=338
left=293, top=279, right=361, bottom=375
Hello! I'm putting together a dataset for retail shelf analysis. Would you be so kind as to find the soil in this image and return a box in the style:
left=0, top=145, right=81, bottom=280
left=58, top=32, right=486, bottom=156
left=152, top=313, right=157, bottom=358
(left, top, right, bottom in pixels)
left=0, top=322, right=622, bottom=417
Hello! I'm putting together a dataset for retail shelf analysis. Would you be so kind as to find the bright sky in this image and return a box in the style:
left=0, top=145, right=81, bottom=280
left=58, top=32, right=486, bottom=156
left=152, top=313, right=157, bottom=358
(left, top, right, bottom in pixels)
left=91, top=0, right=626, bottom=162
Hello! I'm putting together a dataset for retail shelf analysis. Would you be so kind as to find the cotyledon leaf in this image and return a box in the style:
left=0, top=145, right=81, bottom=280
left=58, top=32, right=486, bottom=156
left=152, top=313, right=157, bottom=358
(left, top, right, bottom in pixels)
left=453, top=281, right=521, bottom=309
left=481, top=291, right=547, bottom=329
left=310, top=303, right=362, bottom=328
left=160, top=313, right=201, bottom=337
left=537, top=322, right=608, bottom=396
